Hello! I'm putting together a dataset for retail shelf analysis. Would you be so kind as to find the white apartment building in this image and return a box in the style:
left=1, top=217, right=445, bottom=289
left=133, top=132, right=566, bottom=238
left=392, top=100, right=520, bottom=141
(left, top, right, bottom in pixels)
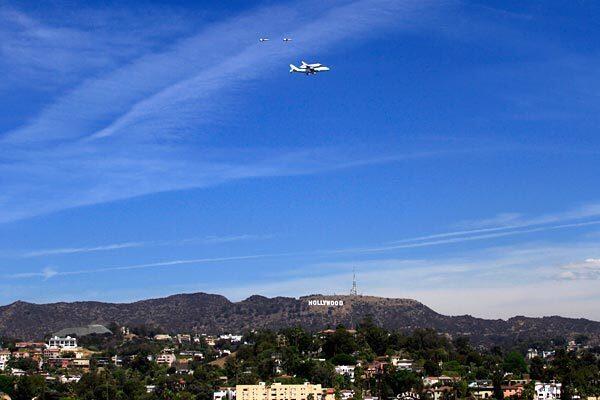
left=47, top=336, right=77, bottom=349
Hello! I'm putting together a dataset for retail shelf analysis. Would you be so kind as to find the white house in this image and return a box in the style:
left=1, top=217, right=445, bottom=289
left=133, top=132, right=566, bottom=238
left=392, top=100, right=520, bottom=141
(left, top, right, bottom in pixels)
left=527, top=349, right=555, bottom=360
left=535, top=382, right=561, bottom=400
left=339, top=390, right=354, bottom=400
left=334, top=365, right=356, bottom=381
left=47, top=336, right=77, bottom=349
left=526, top=349, right=538, bottom=360
left=156, top=351, right=176, bottom=367
left=423, top=376, right=458, bottom=387
left=59, top=375, right=82, bottom=384
left=219, top=334, right=243, bottom=343
left=0, top=349, right=10, bottom=371
left=214, top=388, right=236, bottom=400
left=391, top=358, right=414, bottom=371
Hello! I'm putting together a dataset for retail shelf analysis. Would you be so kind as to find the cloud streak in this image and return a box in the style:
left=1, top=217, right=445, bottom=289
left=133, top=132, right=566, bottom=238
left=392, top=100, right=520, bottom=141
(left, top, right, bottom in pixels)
left=17, top=233, right=273, bottom=258
left=334, top=218, right=600, bottom=254
left=0, top=0, right=450, bottom=223
left=7, top=203, right=600, bottom=279
left=558, top=258, right=600, bottom=281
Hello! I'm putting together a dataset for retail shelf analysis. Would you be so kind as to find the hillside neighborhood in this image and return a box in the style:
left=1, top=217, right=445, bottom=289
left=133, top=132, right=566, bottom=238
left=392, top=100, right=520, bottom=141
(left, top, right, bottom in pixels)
left=0, top=319, right=598, bottom=400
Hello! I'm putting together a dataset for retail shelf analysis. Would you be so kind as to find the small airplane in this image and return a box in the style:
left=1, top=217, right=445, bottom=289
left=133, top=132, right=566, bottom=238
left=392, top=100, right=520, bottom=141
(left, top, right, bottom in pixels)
left=259, top=38, right=269, bottom=42
left=289, top=61, right=330, bottom=75
left=283, top=37, right=292, bottom=42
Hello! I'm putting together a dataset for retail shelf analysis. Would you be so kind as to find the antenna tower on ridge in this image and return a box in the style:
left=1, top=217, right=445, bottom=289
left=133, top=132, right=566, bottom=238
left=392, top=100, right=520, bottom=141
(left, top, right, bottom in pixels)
left=350, top=267, right=358, bottom=296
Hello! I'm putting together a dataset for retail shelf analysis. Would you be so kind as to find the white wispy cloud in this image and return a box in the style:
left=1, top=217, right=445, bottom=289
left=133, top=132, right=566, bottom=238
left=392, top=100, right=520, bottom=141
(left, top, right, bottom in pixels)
left=22, top=242, right=146, bottom=258
left=334, top=218, right=600, bottom=254
left=0, top=5, right=194, bottom=90
left=10, top=266, right=58, bottom=280
left=0, top=0, right=451, bottom=223
left=17, top=233, right=272, bottom=258
left=201, top=234, right=274, bottom=244
left=457, top=202, right=600, bottom=229
left=4, top=253, right=289, bottom=279
left=8, top=203, right=600, bottom=279
left=558, top=258, right=600, bottom=281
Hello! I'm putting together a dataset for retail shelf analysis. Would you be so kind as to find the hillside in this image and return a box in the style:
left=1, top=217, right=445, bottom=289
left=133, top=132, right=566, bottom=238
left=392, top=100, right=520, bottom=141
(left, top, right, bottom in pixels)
left=1, top=293, right=599, bottom=344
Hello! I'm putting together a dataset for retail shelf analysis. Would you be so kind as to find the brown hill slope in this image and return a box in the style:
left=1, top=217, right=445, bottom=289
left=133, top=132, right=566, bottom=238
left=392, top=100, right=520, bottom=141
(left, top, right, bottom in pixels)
left=1, top=293, right=599, bottom=345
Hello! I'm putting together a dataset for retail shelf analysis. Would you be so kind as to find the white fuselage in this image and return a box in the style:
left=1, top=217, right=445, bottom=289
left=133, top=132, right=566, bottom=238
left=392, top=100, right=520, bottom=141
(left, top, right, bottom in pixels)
left=290, top=61, right=330, bottom=75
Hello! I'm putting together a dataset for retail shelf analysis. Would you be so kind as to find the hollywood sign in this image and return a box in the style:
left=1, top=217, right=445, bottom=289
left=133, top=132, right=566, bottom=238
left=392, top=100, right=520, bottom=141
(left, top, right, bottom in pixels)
left=307, top=299, right=344, bottom=306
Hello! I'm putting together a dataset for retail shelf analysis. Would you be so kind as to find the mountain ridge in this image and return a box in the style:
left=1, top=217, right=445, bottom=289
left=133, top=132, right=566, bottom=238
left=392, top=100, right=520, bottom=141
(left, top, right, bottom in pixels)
left=1, top=292, right=599, bottom=344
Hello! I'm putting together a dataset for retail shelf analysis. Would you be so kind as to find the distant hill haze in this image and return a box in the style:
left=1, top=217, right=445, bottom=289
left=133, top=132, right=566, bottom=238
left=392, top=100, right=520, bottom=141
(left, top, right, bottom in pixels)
left=1, top=293, right=599, bottom=344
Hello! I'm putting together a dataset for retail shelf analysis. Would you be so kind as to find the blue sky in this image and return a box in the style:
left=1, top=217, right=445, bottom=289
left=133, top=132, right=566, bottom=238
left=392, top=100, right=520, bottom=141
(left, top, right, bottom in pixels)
left=1, top=0, right=599, bottom=319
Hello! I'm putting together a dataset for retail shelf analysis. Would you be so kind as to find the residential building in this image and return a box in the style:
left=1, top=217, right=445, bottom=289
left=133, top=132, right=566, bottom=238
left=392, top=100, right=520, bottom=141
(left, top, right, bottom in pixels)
left=425, top=386, right=454, bottom=400
left=535, top=382, right=561, bottom=400
left=10, top=369, right=26, bottom=377
left=15, top=342, right=45, bottom=349
left=526, top=349, right=539, bottom=360
left=59, top=375, right=82, bottom=384
left=503, top=385, right=524, bottom=398
left=339, top=390, right=354, bottom=400
left=390, top=357, right=414, bottom=371
left=205, top=336, right=217, bottom=346
left=0, top=350, right=10, bottom=371
left=334, top=365, right=355, bottom=381
left=47, top=336, right=77, bottom=349
left=364, top=361, right=387, bottom=378
left=236, top=382, right=334, bottom=400
left=71, top=358, right=91, bottom=368
left=423, top=376, right=459, bottom=387
left=214, top=387, right=236, bottom=400
left=177, top=334, right=192, bottom=343
left=219, top=334, right=243, bottom=342
left=156, top=351, right=176, bottom=367
left=527, top=349, right=555, bottom=360
left=43, top=348, right=61, bottom=359
left=180, top=350, right=204, bottom=359
left=471, top=386, right=494, bottom=399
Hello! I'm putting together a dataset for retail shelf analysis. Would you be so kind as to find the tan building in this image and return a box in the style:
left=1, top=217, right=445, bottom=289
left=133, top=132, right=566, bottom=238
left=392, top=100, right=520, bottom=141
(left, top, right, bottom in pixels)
left=236, top=382, right=333, bottom=400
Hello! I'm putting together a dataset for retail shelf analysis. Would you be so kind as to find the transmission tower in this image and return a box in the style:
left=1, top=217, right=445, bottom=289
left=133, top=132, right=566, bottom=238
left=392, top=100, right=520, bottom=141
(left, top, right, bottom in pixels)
left=350, top=267, right=358, bottom=296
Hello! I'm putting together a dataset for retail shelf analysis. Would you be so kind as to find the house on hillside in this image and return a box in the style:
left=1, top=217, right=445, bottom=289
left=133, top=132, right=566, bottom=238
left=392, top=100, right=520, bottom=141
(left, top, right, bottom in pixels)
left=334, top=365, right=355, bottom=381
left=0, top=349, right=10, bottom=371
left=47, top=336, right=77, bottom=349
left=535, top=382, right=561, bottom=400
left=390, top=356, right=414, bottom=370
left=214, top=387, right=236, bottom=400
left=156, top=350, right=176, bottom=367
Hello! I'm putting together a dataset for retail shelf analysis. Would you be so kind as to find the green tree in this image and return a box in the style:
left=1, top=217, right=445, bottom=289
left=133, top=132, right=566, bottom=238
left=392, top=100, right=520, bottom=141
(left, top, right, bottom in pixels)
left=503, top=351, right=526, bottom=375
left=491, top=369, right=504, bottom=400
left=322, top=327, right=357, bottom=359
left=423, top=359, right=441, bottom=376
left=357, top=317, right=389, bottom=356
left=522, top=381, right=535, bottom=400
left=13, top=375, right=47, bottom=400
